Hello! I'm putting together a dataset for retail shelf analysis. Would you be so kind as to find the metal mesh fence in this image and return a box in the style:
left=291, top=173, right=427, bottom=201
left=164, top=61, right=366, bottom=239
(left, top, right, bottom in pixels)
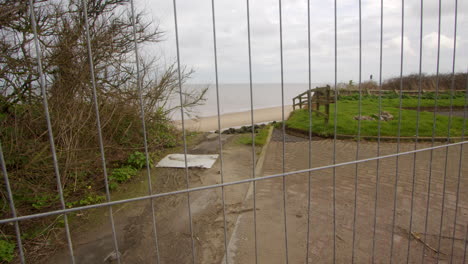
left=0, top=0, right=467, bottom=263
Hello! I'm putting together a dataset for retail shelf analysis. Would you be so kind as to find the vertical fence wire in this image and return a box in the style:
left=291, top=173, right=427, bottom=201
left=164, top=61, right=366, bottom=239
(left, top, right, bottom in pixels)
left=277, top=0, right=289, bottom=263
left=437, top=0, right=459, bottom=260
left=245, top=0, right=259, bottom=263
left=129, top=0, right=161, bottom=262
left=464, top=223, right=468, bottom=262
left=305, top=0, right=313, bottom=262
left=0, top=142, right=25, bottom=263
left=209, top=1, right=229, bottom=263
left=171, top=0, right=196, bottom=262
left=450, top=69, right=468, bottom=262
left=332, top=0, right=338, bottom=261
left=28, top=1, right=76, bottom=263
left=422, top=0, right=442, bottom=261
left=406, top=0, right=424, bottom=261
left=82, top=1, right=121, bottom=263
left=371, top=0, right=384, bottom=260
left=350, top=0, right=362, bottom=262
left=389, top=0, right=405, bottom=262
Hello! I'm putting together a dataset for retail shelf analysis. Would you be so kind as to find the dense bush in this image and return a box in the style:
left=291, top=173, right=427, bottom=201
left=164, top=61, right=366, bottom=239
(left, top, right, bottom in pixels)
left=0, top=99, right=178, bottom=213
left=110, top=166, right=138, bottom=184
left=127, top=151, right=150, bottom=170
left=341, top=73, right=466, bottom=93
left=380, top=73, right=466, bottom=91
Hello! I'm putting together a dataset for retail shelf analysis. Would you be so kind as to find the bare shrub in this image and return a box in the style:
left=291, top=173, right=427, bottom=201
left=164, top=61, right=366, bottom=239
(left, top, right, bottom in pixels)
left=0, top=0, right=207, bottom=260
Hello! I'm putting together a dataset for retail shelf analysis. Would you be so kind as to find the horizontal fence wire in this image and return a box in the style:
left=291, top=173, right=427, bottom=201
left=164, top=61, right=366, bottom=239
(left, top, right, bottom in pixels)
left=1, top=141, right=466, bottom=225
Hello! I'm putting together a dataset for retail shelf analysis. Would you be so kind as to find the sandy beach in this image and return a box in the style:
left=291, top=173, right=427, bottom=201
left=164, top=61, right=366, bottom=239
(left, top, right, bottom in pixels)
left=174, top=105, right=294, bottom=132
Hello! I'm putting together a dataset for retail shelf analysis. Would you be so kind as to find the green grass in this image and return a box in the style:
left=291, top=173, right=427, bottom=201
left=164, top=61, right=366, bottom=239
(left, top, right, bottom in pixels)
left=338, top=91, right=467, bottom=105
left=237, top=125, right=271, bottom=146
left=0, top=239, right=15, bottom=262
left=377, top=96, right=466, bottom=108
left=286, top=97, right=466, bottom=138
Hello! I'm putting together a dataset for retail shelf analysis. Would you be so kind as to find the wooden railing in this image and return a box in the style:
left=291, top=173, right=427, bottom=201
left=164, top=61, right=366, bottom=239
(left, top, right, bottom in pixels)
left=292, top=85, right=335, bottom=124
left=292, top=87, right=463, bottom=125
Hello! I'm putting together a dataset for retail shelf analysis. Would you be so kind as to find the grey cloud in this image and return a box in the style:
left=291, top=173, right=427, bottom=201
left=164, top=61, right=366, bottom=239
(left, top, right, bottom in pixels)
left=140, top=0, right=467, bottom=84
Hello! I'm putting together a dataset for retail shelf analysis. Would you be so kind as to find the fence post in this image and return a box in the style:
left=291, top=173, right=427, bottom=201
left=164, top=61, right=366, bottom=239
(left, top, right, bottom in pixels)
left=316, top=92, right=320, bottom=114
left=325, top=87, right=330, bottom=125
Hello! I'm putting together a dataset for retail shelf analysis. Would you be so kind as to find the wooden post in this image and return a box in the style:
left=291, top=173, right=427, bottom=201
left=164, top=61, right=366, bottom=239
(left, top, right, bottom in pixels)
left=325, top=87, right=330, bottom=125
left=293, top=98, right=296, bottom=110
left=299, top=96, right=303, bottom=109
left=315, top=92, right=320, bottom=115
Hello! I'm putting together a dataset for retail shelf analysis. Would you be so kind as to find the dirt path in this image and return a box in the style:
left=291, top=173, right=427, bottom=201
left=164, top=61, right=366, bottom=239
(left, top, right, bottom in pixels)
left=48, top=134, right=258, bottom=264
left=45, top=129, right=468, bottom=263
left=227, top=129, right=468, bottom=264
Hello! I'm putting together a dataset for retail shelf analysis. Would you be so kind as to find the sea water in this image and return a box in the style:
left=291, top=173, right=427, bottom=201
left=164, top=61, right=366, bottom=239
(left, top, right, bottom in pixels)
left=170, top=83, right=325, bottom=120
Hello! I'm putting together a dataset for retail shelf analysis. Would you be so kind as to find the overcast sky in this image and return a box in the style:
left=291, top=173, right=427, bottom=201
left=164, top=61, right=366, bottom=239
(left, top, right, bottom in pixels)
left=137, top=0, right=467, bottom=84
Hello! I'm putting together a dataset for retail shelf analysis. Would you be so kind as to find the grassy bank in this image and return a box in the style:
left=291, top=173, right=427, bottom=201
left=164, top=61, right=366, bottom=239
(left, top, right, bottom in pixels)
left=286, top=96, right=466, bottom=138
left=237, top=125, right=271, bottom=146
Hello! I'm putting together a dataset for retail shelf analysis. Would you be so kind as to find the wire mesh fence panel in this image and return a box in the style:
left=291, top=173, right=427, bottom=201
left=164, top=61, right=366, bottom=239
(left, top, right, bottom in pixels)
left=0, top=0, right=467, bottom=263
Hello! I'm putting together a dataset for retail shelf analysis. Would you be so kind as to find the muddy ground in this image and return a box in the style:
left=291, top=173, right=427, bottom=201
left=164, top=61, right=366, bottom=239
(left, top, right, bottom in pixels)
left=48, top=133, right=258, bottom=264
left=45, top=129, right=468, bottom=264
left=228, top=130, right=468, bottom=264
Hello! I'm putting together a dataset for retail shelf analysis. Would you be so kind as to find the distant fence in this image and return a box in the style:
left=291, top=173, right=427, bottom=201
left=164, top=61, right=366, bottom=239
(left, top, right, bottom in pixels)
left=293, top=88, right=466, bottom=110
left=292, top=87, right=465, bottom=125
left=338, top=89, right=467, bottom=96
left=292, top=85, right=335, bottom=124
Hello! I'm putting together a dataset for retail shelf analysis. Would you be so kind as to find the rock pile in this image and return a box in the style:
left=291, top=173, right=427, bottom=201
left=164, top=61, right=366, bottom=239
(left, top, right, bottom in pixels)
left=216, top=123, right=271, bottom=134
left=354, top=111, right=394, bottom=121
left=354, top=115, right=375, bottom=121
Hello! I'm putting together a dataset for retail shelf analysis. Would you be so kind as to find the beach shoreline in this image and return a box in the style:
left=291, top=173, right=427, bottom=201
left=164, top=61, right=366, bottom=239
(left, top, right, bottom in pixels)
left=173, top=105, right=293, bottom=132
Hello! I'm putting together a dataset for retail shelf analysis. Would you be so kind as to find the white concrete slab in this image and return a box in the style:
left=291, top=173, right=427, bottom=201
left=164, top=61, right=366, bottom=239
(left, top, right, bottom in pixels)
left=156, top=154, right=219, bottom=169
